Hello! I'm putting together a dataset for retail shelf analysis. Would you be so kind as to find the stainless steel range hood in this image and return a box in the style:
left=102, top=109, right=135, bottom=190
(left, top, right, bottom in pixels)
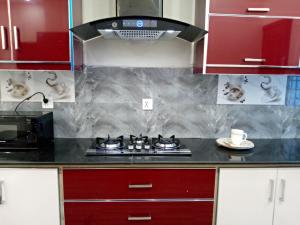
left=71, top=0, right=208, bottom=43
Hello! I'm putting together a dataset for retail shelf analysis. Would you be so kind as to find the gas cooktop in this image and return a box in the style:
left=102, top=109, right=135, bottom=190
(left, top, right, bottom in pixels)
left=86, top=134, right=192, bottom=156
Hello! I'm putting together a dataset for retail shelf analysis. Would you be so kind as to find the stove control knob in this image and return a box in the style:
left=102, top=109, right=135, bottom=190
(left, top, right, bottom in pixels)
left=128, top=144, right=134, bottom=150
left=136, top=145, right=142, bottom=150
left=112, top=22, right=118, bottom=28
left=144, top=144, right=151, bottom=150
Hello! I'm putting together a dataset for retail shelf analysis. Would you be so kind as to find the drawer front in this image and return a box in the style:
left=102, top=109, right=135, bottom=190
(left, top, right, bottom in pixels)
left=64, top=201, right=213, bottom=225
left=63, top=169, right=216, bottom=199
left=210, top=0, right=300, bottom=17
left=207, top=16, right=300, bottom=67
left=206, top=67, right=300, bottom=75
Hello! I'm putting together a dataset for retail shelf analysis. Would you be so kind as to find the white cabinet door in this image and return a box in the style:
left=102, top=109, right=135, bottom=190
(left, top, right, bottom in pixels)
left=217, top=168, right=277, bottom=225
left=0, top=168, right=60, bottom=225
left=273, top=168, right=300, bottom=225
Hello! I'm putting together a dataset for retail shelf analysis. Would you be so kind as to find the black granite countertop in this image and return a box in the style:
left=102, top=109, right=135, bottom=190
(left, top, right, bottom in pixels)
left=0, top=138, right=300, bottom=166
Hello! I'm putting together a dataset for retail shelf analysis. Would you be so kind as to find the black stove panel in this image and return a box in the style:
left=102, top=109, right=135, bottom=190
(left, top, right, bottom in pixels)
left=86, top=134, right=191, bottom=156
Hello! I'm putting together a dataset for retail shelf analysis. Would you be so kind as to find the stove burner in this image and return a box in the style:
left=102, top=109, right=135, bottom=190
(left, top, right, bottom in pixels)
left=129, top=134, right=151, bottom=151
left=153, top=135, right=181, bottom=150
left=96, top=135, right=124, bottom=150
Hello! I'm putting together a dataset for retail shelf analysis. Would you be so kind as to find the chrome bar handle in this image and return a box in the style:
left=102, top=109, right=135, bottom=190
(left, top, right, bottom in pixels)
left=13, top=26, right=19, bottom=50
left=0, top=180, right=5, bottom=204
left=247, top=8, right=271, bottom=12
left=1, top=26, right=6, bottom=50
left=279, top=179, right=286, bottom=202
left=244, top=58, right=266, bottom=63
left=128, top=216, right=152, bottom=221
left=128, top=184, right=153, bottom=189
left=268, top=179, right=275, bottom=202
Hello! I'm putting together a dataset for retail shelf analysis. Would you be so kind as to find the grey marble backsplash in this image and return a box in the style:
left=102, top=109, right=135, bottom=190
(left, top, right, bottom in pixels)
left=2, top=67, right=300, bottom=139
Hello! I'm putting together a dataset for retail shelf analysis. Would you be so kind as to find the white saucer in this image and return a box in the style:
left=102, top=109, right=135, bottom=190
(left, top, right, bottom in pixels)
left=216, top=138, right=255, bottom=150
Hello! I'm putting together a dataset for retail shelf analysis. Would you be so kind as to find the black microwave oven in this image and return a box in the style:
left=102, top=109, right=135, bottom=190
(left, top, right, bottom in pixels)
left=0, top=111, right=53, bottom=150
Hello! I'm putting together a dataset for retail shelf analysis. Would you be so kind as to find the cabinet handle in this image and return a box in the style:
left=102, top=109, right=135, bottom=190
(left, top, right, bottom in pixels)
left=128, top=184, right=153, bottom=189
left=268, top=179, right=275, bottom=202
left=247, top=8, right=271, bottom=12
left=0, top=26, right=6, bottom=50
left=279, top=179, right=286, bottom=202
left=244, top=58, right=266, bottom=63
left=13, top=26, right=19, bottom=50
left=0, top=180, right=5, bottom=204
left=128, top=216, right=152, bottom=221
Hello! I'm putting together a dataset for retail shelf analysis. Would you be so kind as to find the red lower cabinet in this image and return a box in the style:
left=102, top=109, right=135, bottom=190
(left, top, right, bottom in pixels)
left=63, top=169, right=216, bottom=200
left=64, top=201, right=214, bottom=225
left=63, top=169, right=216, bottom=225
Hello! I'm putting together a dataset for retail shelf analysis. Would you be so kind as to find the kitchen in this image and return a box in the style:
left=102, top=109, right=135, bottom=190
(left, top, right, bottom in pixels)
left=0, top=0, right=300, bottom=225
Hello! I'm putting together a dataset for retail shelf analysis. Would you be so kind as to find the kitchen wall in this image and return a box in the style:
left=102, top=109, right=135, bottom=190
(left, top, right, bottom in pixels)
left=1, top=67, right=299, bottom=139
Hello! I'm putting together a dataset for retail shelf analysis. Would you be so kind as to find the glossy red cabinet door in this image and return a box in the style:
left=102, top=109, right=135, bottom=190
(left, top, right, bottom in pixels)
left=210, top=0, right=300, bottom=17
left=9, top=0, right=70, bottom=62
left=0, top=0, right=11, bottom=60
left=207, top=16, right=300, bottom=67
left=63, top=169, right=216, bottom=199
left=64, top=202, right=214, bottom=225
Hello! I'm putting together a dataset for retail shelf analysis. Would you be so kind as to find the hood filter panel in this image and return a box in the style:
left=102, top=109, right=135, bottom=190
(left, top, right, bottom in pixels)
left=116, top=30, right=164, bottom=40
left=98, top=29, right=181, bottom=41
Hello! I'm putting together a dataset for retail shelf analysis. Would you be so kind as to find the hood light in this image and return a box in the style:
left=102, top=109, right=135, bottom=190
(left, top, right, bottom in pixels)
left=167, top=30, right=175, bottom=33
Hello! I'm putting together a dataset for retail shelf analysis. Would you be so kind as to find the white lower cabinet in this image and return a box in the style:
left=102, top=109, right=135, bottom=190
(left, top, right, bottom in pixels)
left=217, top=168, right=300, bottom=225
left=0, top=168, right=60, bottom=225
left=273, top=169, right=300, bottom=225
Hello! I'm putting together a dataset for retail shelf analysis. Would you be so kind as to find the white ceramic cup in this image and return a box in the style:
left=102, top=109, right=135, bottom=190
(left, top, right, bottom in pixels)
left=230, top=129, right=247, bottom=146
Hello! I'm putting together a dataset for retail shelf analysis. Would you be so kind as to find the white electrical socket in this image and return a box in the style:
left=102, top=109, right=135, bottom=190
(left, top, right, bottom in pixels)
left=42, top=97, right=54, bottom=109
left=142, top=98, right=153, bottom=111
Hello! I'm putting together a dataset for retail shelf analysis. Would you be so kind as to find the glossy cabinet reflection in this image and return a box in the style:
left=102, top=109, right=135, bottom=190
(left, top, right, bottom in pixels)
left=65, top=202, right=213, bottom=225
left=0, top=0, right=70, bottom=70
left=64, top=169, right=216, bottom=225
left=210, top=0, right=300, bottom=17
left=197, top=0, right=300, bottom=75
left=207, top=17, right=300, bottom=72
left=0, top=0, right=10, bottom=61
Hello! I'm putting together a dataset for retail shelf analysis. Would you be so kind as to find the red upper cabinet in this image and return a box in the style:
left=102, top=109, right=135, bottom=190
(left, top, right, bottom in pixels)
left=0, top=0, right=11, bottom=61
left=0, top=0, right=72, bottom=70
left=210, top=0, right=300, bottom=17
left=9, top=0, right=70, bottom=62
left=207, top=16, right=300, bottom=67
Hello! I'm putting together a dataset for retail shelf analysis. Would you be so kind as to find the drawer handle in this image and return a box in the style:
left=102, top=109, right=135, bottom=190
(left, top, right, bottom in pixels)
left=0, top=26, right=6, bottom=50
left=244, top=58, right=266, bottom=63
left=279, top=179, right=286, bottom=202
left=13, top=26, right=19, bottom=50
left=247, top=8, right=271, bottom=12
left=268, top=179, right=275, bottom=202
left=128, top=184, right=153, bottom=189
left=0, top=180, right=5, bottom=204
left=128, top=216, right=152, bottom=221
